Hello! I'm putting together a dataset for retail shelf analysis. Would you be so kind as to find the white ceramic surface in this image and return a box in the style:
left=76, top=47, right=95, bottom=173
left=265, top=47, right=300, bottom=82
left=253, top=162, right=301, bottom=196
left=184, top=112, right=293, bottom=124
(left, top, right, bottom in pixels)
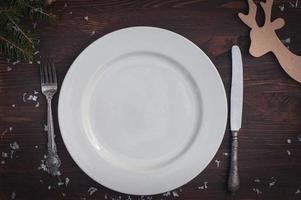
left=58, top=26, right=227, bottom=195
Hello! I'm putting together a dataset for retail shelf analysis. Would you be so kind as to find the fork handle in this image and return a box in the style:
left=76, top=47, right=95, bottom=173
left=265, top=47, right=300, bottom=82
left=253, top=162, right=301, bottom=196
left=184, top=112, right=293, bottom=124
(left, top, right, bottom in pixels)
left=228, top=131, right=240, bottom=194
left=46, top=96, right=61, bottom=175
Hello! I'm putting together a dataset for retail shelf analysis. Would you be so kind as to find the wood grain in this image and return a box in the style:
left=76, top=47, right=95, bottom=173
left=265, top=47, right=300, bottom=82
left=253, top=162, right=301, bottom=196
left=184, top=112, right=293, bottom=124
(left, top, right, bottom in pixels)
left=1, top=0, right=301, bottom=199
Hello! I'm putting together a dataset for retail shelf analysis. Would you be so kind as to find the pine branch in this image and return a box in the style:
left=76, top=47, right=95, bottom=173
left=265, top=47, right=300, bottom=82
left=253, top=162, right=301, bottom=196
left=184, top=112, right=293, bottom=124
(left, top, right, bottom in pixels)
left=0, top=0, right=56, bottom=62
left=0, top=34, right=33, bottom=61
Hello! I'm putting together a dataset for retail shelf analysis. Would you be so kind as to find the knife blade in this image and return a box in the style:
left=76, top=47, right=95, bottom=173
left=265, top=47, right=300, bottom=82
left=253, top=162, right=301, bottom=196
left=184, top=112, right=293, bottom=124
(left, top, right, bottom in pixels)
left=228, top=45, right=243, bottom=194
left=230, top=45, right=243, bottom=132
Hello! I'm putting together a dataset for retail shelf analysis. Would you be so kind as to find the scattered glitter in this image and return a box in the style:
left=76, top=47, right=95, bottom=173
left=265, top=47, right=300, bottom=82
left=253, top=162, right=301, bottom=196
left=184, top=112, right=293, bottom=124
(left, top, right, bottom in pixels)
left=10, top=142, right=19, bottom=150
left=2, top=152, right=8, bottom=158
left=198, top=181, right=208, bottom=190
left=84, top=16, right=89, bottom=21
left=12, top=104, right=15, bottom=108
left=58, top=181, right=64, bottom=186
left=279, top=4, right=285, bottom=11
left=296, top=189, right=300, bottom=194
left=34, top=51, right=40, bottom=55
left=172, top=191, right=179, bottom=197
left=6, top=66, right=12, bottom=71
left=44, top=124, right=48, bottom=132
left=12, top=60, right=20, bottom=65
left=88, top=187, right=98, bottom=196
left=252, top=188, right=262, bottom=195
left=91, top=31, right=96, bottom=36
left=287, top=150, right=291, bottom=156
left=65, top=177, right=70, bottom=187
left=163, top=191, right=171, bottom=196
left=254, top=178, right=260, bottom=183
left=35, top=102, right=40, bottom=108
left=1, top=160, right=5, bottom=164
left=69, top=11, right=73, bottom=14
left=29, top=61, right=33, bottom=64
left=269, top=180, right=276, bottom=188
left=11, top=191, right=16, bottom=199
left=222, top=152, right=229, bottom=156
left=297, top=135, right=301, bottom=142
left=36, top=61, right=41, bottom=65
left=48, top=185, right=51, bottom=190
left=9, top=127, right=13, bottom=132
left=35, top=145, right=39, bottom=149
left=214, top=160, right=221, bottom=168
left=287, top=139, right=292, bottom=144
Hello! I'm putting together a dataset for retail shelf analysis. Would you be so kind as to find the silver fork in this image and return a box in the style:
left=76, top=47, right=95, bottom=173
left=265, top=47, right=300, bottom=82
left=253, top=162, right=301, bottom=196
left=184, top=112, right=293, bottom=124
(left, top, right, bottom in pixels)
left=40, top=60, right=61, bottom=176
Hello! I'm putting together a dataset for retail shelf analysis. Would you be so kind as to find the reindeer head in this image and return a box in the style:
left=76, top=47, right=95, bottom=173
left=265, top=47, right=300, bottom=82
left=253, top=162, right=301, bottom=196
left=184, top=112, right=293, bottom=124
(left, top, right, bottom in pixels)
left=238, top=0, right=285, bottom=57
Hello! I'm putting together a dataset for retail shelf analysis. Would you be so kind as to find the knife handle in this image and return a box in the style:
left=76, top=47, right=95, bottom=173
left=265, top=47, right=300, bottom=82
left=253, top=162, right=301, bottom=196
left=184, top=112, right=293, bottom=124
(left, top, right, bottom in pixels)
left=228, top=131, right=240, bottom=194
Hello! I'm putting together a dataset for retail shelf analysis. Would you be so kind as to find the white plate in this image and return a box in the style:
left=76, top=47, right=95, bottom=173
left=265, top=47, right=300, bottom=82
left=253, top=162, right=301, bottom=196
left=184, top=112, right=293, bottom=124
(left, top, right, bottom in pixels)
left=58, top=27, right=227, bottom=195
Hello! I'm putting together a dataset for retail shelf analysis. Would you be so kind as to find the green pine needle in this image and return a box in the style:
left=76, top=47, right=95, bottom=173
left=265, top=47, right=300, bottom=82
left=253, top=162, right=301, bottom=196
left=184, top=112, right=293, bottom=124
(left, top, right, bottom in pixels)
left=0, top=0, right=56, bottom=62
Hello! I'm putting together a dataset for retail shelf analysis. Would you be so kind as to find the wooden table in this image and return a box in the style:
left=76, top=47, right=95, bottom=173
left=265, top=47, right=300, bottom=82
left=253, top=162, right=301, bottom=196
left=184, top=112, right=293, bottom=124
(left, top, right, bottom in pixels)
left=1, top=0, right=301, bottom=199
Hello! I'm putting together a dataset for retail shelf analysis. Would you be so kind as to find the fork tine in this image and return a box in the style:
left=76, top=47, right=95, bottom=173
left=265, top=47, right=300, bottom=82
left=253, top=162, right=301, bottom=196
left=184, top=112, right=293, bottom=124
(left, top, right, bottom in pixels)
left=40, top=65, right=44, bottom=84
left=52, top=63, right=57, bottom=84
left=47, top=59, right=53, bottom=83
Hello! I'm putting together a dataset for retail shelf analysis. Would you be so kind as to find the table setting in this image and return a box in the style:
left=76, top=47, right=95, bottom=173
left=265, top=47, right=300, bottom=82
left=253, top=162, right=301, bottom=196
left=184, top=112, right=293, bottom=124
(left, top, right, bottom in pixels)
left=1, top=0, right=301, bottom=199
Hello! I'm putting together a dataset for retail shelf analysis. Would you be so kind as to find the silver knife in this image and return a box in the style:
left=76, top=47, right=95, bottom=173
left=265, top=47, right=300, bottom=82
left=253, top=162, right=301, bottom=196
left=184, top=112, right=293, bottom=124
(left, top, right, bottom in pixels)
left=228, top=45, right=243, bottom=194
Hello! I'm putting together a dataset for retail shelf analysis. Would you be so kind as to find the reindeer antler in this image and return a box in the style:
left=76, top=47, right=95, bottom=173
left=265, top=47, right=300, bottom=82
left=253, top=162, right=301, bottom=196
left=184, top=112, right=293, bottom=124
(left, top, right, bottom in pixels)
left=238, top=0, right=258, bottom=29
left=260, top=0, right=285, bottom=30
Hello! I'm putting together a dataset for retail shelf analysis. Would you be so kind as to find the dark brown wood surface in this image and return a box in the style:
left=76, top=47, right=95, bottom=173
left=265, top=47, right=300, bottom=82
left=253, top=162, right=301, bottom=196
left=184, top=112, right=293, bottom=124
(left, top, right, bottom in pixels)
left=1, top=0, right=301, bottom=199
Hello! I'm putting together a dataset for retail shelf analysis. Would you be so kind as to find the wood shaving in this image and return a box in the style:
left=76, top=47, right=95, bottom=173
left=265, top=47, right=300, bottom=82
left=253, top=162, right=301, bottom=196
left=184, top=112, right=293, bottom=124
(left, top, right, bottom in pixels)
left=287, top=150, right=292, bottom=156
left=1, top=160, right=5, bottom=164
left=279, top=4, right=285, bottom=11
left=296, top=189, right=300, bottom=194
left=287, top=139, right=292, bottom=144
left=11, top=104, right=15, bottom=107
left=84, top=16, right=89, bottom=21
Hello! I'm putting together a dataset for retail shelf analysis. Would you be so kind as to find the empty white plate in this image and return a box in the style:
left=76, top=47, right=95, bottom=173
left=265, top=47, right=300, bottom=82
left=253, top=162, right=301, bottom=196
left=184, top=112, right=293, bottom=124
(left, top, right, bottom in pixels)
left=58, top=26, right=227, bottom=195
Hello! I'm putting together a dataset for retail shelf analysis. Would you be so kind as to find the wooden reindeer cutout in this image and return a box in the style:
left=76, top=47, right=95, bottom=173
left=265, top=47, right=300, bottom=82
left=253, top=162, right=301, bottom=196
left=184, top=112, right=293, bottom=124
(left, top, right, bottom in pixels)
left=239, top=0, right=301, bottom=83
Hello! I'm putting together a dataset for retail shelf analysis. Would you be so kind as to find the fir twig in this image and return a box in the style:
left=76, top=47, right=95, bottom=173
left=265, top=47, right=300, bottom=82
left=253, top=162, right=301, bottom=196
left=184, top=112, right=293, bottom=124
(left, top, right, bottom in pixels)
left=0, top=0, right=56, bottom=62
